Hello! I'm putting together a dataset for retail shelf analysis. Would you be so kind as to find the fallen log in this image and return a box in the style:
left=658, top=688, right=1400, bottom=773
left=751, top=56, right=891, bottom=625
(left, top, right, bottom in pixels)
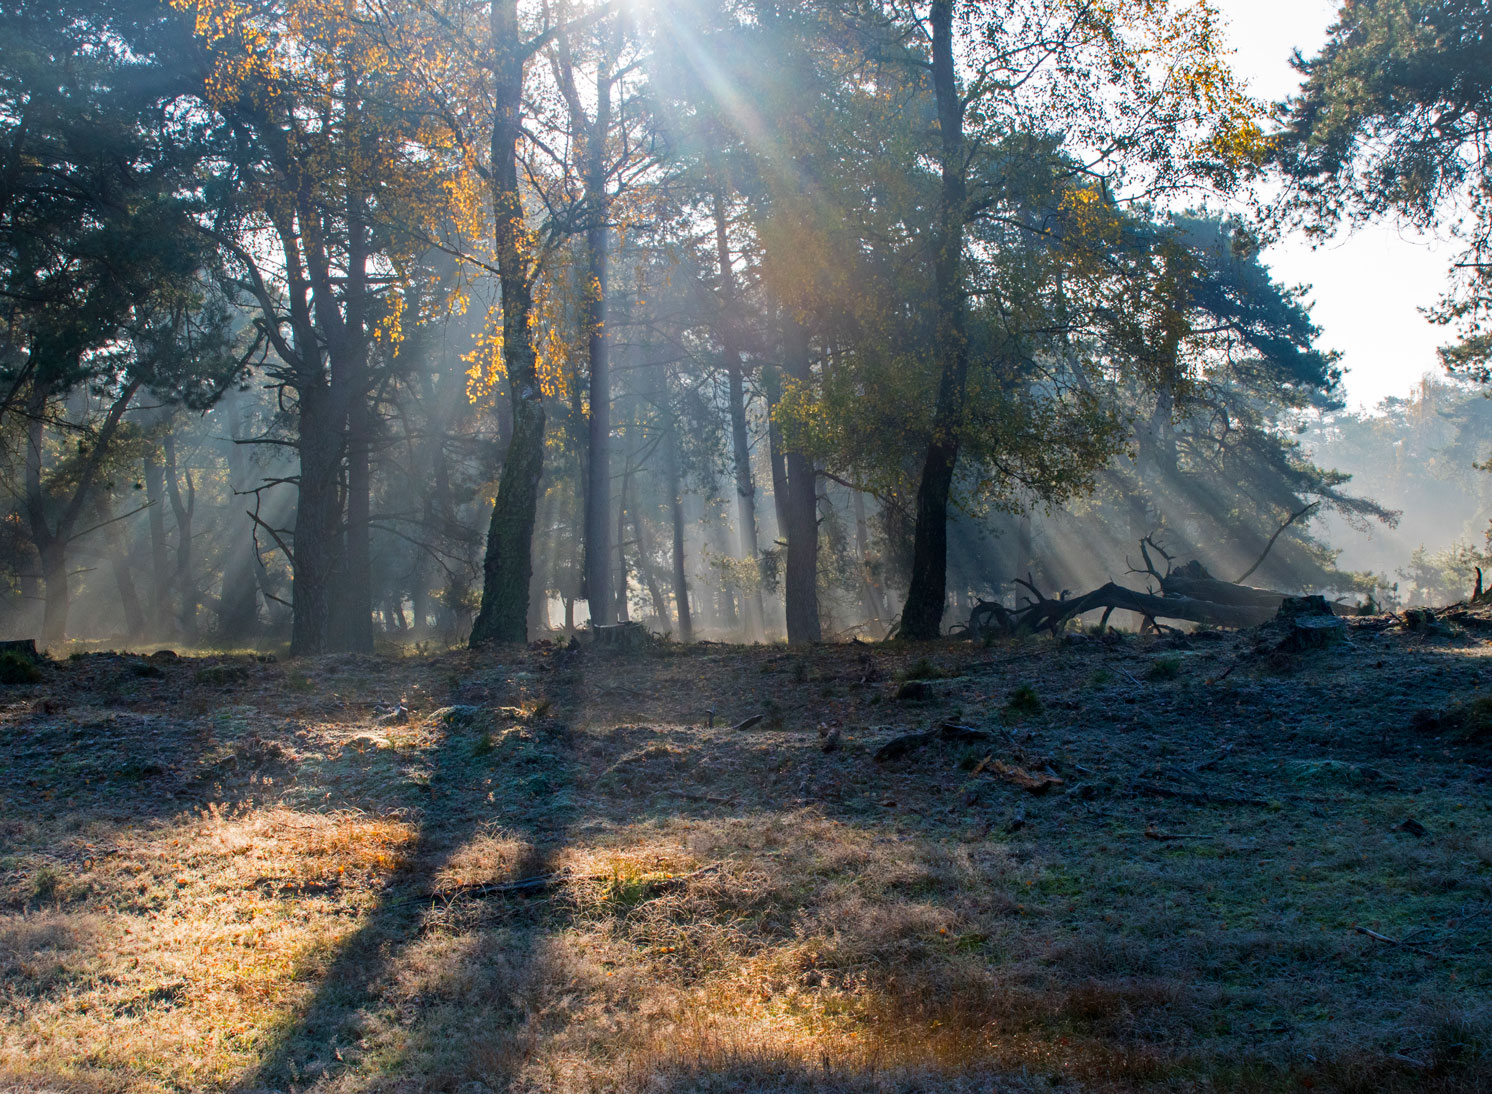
left=1160, top=562, right=1289, bottom=611
left=966, top=535, right=1336, bottom=638
left=1025, top=581, right=1277, bottom=632
left=873, top=721, right=1002, bottom=763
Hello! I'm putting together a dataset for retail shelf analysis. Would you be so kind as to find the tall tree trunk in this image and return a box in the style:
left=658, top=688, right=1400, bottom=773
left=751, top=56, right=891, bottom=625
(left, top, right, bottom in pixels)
left=290, top=386, right=345, bottom=656
left=528, top=486, right=556, bottom=637
left=614, top=449, right=631, bottom=623
left=37, top=540, right=67, bottom=650
left=579, top=44, right=616, bottom=630
left=782, top=318, right=820, bottom=644
left=899, top=0, right=969, bottom=640
left=762, top=365, right=791, bottom=548
left=272, top=149, right=369, bottom=657
left=666, top=430, right=693, bottom=642
left=471, top=0, right=546, bottom=646
left=714, top=188, right=766, bottom=641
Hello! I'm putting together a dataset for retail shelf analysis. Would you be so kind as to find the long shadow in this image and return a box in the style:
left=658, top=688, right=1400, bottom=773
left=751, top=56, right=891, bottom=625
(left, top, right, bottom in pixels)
left=222, top=629, right=1492, bottom=1092
left=234, top=643, right=583, bottom=1092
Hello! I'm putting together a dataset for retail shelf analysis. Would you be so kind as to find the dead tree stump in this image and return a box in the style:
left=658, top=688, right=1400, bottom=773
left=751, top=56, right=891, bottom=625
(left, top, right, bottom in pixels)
left=591, top=622, right=649, bottom=650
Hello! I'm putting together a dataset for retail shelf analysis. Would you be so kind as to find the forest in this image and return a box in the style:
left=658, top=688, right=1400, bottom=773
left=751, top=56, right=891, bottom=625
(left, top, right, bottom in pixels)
left=1, top=0, right=1464, bottom=653
left=3, top=0, right=1492, bottom=1091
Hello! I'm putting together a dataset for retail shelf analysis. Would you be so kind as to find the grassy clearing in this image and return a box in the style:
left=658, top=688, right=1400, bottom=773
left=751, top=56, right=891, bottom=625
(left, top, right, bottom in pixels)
left=1, top=627, right=1490, bottom=1091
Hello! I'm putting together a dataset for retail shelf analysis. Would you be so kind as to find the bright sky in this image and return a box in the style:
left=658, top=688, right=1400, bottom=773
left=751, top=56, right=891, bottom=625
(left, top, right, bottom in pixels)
left=1214, top=0, right=1452, bottom=411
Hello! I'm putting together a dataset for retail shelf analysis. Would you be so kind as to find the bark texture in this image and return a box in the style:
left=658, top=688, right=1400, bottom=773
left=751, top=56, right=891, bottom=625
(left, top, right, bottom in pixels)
left=899, top=0, right=969, bottom=640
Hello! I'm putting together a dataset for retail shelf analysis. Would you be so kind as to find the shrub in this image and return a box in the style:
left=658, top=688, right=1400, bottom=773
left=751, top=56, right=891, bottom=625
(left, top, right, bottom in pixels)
left=0, top=652, right=41, bottom=685
left=1006, top=684, right=1042, bottom=717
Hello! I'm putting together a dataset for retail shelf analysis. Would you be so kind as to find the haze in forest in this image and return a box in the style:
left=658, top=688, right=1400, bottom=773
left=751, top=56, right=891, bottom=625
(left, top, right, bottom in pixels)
left=3, top=0, right=1490, bottom=653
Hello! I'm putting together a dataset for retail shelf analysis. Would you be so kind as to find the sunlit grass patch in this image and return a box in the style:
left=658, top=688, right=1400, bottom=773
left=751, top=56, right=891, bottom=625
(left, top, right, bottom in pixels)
left=0, top=804, right=420, bottom=1089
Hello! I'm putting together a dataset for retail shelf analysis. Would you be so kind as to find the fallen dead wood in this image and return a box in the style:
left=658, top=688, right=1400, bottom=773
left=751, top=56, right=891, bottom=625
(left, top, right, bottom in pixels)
left=1004, top=580, right=1278, bottom=634
left=1352, top=924, right=1444, bottom=959
left=1161, top=570, right=1287, bottom=612
left=988, top=760, right=1064, bottom=795
left=873, top=721, right=1001, bottom=763
left=1142, top=827, right=1214, bottom=841
left=966, top=533, right=1339, bottom=638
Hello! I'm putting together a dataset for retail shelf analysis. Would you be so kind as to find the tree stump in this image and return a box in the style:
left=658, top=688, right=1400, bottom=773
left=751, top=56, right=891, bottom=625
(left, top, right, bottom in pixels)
left=1274, top=596, right=1347, bottom=650
left=591, top=622, right=649, bottom=650
left=0, top=639, right=40, bottom=662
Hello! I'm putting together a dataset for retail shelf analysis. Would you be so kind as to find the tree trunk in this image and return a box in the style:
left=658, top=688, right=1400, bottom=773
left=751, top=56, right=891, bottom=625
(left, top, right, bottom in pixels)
left=715, top=188, right=766, bottom=641
left=290, top=387, right=345, bottom=656
left=782, top=319, right=820, bottom=644
left=762, top=365, right=791, bottom=549
left=471, top=0, right=546, bottom=647
left=899, top=0, right=969, bottom=640
left=529, top=485, right=556, bottom=637
left=614, top=450, right=631, bottom=623
left=666, top=430, right=693, bottom=642
left=581, top=46, right=616, bottom=631
left=38, top=540, right=68, bottom=650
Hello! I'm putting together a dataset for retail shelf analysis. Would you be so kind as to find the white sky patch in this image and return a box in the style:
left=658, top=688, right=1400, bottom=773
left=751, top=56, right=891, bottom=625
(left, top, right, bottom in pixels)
left=1213, top=0, right=1453, bottom=411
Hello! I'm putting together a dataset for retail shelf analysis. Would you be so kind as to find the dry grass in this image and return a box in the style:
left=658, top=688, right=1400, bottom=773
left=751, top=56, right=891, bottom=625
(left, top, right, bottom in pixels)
left=2, top=629, right=1491, bottom=1091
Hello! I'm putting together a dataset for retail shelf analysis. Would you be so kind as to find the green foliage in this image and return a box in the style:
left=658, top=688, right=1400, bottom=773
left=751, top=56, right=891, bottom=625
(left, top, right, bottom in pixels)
left=0, top=652, right=41, bottom=685
left=1006, top=684, right=1043, bottom=717
left=1400, top=542, right=1491, bottom=606
left=1146, top=656, right=1182, bottom=681
left=899, top=658, right=945, bottom=682
left=1277, top=0, right=1492, bottom=376
left=28, top=865, right=61, bottom=903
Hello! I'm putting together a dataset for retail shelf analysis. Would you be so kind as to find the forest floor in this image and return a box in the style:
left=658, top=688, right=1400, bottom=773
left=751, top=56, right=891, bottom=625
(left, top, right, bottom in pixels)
left=2, top=615, right=1492, bottom=1093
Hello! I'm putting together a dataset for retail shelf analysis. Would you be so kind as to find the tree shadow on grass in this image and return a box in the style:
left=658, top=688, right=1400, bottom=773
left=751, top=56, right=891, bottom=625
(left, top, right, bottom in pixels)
left=232, top=645, right=582, bottom=1093
left=222, top=632, right=1492, bottom=1093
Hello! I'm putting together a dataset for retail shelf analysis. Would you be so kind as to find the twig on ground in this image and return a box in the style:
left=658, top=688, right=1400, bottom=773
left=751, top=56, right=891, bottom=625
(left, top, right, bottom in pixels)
left=1142, top=827, right=1215, bottom=841
left=1206, top=657, right=1246, bottom=685
left=1352, top=924, right=1444, bottom=959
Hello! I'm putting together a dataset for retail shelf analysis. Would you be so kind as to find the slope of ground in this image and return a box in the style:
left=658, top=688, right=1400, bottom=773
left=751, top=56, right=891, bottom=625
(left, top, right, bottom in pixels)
left=2, top=618, right=1491, bottom=1092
